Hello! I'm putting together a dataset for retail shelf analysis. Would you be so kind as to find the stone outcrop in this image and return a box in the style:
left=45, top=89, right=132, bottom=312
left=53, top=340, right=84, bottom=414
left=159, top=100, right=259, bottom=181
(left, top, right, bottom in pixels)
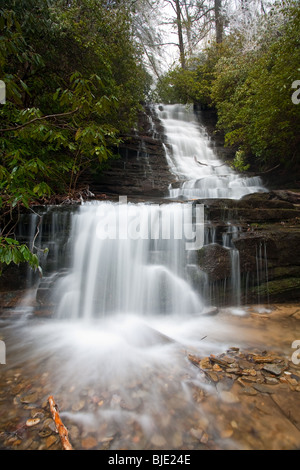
left=86, top=105, right=175, bottom=198
left=195, top=191, right=300, bottom=304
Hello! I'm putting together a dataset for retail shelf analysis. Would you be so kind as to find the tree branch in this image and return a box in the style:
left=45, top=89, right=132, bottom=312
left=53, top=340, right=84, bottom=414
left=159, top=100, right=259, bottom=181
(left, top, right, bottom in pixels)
left=0, top=107, right=80, bottom=133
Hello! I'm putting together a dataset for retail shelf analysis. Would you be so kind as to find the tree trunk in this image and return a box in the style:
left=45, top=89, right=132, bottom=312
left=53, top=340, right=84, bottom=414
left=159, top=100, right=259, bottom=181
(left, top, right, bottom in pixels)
left=214, top=0, right=223, bottom=43
left=175, top=0, right=186, bottom=68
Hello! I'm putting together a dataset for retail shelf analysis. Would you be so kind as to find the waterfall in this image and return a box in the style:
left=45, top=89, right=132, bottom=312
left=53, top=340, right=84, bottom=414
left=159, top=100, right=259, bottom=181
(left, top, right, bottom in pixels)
left=1, top=104, right=274, bottom=452
left=54, top=201, right=205, bottom=320
left=156, top=104, right=267, bottom=200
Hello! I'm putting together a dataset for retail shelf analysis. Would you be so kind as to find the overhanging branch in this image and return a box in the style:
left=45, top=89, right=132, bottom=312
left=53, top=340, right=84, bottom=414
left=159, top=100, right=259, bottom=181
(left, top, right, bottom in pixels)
left=0, top=107, right=80, bottom=133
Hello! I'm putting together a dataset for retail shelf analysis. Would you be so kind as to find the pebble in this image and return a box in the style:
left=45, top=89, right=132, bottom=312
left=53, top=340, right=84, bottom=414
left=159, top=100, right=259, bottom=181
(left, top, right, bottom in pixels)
left=200, top=432, right=209, bottom=444
left=207, top=372, right=219, bottom=383
left=21, top=392, right=38, bottom=404
left=265, top=377, right=279, bottom=385
left=150, top=434, right=167, bottom=448
left=220, top=429, right=233, bottom=439
left=26, top=418, right=40, bottom=427
left=72, top=400, right=85, bottom=412
left=243, top=369, right=257, bottom=376
left=200, top=358, right=211, bottom=369
left=46, top=435, right=58, bottom=449
left=38, top=428, right=53, bottom=438
left=31, top=409, right=44, bottom=419
left=190, top=428, right=204, bottom=441
left=81, top=436, right=98, bottom=450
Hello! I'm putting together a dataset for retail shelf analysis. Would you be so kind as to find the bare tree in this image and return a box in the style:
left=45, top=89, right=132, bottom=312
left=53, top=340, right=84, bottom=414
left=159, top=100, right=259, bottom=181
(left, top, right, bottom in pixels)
left=214, top=0, right=223, bottom=43
left=156, top=0, right=217, bottom=67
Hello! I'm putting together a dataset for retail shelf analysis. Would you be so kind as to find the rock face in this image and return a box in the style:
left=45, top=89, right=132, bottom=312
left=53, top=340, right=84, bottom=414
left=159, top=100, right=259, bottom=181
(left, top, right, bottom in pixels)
left=87, top=105, right=175, bottom=198
left=195, top=191, right=300, bottom=305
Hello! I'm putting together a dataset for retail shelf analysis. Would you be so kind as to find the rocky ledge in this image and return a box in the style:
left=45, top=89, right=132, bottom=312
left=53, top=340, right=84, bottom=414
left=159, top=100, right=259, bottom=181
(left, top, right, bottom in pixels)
left=196, top=190, right=300, bottom=304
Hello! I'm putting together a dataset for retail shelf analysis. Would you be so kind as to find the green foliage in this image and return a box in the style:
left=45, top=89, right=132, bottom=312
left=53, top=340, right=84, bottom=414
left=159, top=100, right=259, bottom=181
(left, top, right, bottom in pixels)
left=155, top=44, right=227, bottom=106
left=0, top=0, right=149, bottom=272
left=0, top=237, right=40, bottom=276
left=231, top=150, right=250, bottom=173
left=211, top=2, right=300, bottom=169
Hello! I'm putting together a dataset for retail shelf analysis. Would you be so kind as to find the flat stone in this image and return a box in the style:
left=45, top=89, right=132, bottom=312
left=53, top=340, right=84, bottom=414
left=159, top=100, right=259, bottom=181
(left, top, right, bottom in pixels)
left=263, top=363, right=286, bottom=376
left=265, top=377, right=279, bottom=385
left=81, top=436, right=98, bottom=450
left=46, top=435, right=58, bottom=449
left=239, top=387, right=258, bottom=396
left=253, top=384, right=276, bottom=394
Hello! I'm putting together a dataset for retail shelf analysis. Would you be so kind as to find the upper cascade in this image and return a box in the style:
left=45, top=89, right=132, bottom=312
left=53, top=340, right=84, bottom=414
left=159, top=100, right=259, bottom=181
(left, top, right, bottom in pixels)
left=155, top=103, right=267, bottom=200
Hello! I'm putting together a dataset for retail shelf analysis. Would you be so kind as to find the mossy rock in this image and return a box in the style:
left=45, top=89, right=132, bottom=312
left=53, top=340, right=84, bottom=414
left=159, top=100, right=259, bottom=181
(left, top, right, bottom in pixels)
left=249, top=277, right=300, bottom=302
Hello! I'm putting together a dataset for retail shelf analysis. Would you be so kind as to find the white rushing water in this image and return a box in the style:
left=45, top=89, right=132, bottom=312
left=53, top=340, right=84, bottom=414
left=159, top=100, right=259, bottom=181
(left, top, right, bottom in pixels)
left=156, top=104, right=267, bottom=200
left=55, top=201, right=204, bottom=320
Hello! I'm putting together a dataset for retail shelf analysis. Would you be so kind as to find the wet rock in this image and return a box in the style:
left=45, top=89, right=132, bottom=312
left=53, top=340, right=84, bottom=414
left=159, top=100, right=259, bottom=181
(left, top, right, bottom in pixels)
left=71, top=400, right=86, bottom=412
left=219, top=391, right=240, bottom=404
left=46, top=435, right=58, bottom=449
left=30, top=409, right=45, bottom=419
left=263, top=363, right=287, bottom=376
left=238, top=387, right=258, bottom=396
left=197, top=244, right=231, bottom=282
left=202, top=306, right=219, bottom=316
left=199, top=357, right=212, bottom=369
left=42, top=418, right=56, bottom=433
left=265, top=377, right=279, bottom=385
left=26, top=418, right=40, bottom=427
left=38, top=428, right=53, bottom=438
left=20, top=392, right=38, bottom=404
left=252, top=384, right=276, bottom=394
left=220, top=429, right=234, bottom=439
left=190, top=427, right=205, bottom=441
left=150, top=434, right=167, bottom=448
left=81, top=436, right=98, bottom=450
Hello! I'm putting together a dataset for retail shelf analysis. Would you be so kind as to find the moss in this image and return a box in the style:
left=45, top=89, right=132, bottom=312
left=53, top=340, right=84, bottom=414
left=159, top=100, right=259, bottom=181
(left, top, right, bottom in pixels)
left=252, top=277, right=300, bottom=301
left=271, top=266, right=300, bottom=280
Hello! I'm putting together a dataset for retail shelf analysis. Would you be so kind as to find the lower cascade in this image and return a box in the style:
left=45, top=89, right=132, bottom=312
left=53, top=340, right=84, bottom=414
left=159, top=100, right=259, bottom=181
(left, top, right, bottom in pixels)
left=55, top=201, right=205, bottom=319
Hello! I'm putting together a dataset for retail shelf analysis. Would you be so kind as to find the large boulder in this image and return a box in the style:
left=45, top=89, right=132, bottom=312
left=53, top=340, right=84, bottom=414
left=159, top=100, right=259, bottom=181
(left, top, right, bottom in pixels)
left=197, top=243, right=232, bottom=282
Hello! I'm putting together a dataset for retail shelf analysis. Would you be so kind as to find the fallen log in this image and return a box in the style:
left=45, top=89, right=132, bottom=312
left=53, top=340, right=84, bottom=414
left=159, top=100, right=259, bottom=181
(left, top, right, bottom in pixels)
left=48, top=395, right=73, bottom=450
